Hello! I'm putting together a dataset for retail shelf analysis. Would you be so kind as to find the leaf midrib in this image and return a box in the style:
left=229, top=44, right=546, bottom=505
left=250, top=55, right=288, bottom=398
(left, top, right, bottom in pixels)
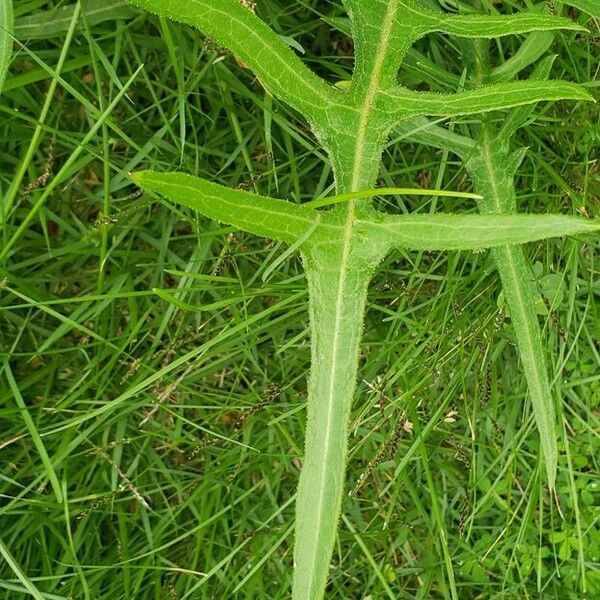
left=303, top=2, right=401, bottom=593
left=350, top=0, right=398, bottom=192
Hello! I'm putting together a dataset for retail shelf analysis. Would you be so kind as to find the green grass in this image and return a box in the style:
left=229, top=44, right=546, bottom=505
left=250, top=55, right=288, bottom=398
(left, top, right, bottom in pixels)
left=1, top=1, right=599, bottom=598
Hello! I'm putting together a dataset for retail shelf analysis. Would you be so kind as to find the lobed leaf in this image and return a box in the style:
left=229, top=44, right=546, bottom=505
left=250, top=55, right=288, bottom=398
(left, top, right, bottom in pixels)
left=127, top=1, right=599, bottom=596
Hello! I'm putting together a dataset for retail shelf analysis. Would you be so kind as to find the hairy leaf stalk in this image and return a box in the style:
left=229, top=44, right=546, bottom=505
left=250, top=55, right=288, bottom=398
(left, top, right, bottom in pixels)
left=295, top=249, right=373, bottom=598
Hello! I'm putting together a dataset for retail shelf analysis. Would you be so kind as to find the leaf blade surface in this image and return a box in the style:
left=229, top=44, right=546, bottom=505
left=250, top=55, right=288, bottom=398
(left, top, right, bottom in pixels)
left=131, top=171, right=318, bottom=243
left=367, top=213, right=600, bottom=251
left=386, top=81, right=593, bottom=121
left=0, top=0, right=13, bottom=93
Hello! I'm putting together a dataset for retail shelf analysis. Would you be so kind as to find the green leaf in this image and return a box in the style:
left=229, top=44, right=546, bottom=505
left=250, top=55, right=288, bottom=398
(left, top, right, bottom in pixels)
left=428, top=11, right=585, bottom=37
left=493, top=246, right=558, bottom=487
left=133, top=171, right=600, bottom=254
left=385, top=80, right=594, bottom=121
left=0, top=0, right=13, bottom=93
left=126, top=1, right=599, bottom=597
left=368, top=213, right=600, bottom=251
left=294, top=258, right=373, bottom=600
left=131, top=171, right=319, bottom=244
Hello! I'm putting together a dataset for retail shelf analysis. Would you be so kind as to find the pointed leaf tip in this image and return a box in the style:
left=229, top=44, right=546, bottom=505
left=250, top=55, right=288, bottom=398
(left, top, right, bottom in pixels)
left=130, top=171, right=147, bottom=185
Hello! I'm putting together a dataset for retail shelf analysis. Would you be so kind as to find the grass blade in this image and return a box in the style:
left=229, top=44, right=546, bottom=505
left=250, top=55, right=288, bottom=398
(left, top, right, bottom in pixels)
left=490, top=32, right=555, bottom=82
left=0, top=2, right=81, bottom=221
left=14, top=0, right=134, bottom=40
left=3, top=361, right=63, bottom=503
left=0, top=0, right=13, bottom=93
left=0, top=538, right=45, bottom=600
left=0, top=64, right=143, bottom=262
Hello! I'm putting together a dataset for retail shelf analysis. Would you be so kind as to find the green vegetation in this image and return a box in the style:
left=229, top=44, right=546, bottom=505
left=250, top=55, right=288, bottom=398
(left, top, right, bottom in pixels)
left=1, top=1, right=599, bottom=599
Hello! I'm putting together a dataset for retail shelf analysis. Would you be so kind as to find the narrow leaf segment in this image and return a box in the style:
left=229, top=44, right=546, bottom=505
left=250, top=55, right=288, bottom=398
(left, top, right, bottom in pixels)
left=131, top=171, right=316, bottom=243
